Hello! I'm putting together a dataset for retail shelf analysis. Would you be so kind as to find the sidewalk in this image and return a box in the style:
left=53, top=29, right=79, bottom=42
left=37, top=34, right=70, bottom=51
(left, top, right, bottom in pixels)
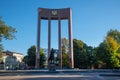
left=0, top=69, right=120, bottom=80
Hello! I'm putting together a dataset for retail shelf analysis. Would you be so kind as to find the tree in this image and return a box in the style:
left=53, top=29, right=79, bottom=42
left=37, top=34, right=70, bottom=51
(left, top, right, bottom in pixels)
left=73, top=39, right=89, bottom=69
left=61, top=38, right=69, bottom=53
left=0, top=17, right=17, bottom=52
left=62, top=53, right=69, bottom=67
left=106, top=36, right=119, bottom=68
left=23, top=45, right=45, bottom=68
left=61, top=38, right=69, bottom=68
left=26, top=45, right=36, bottom=67
left=96, top=36, right=120, bottom=68
left=0, top=44, right=3, bottom=52
left=107, top=29, right=120, bottom=44
left=86, top=46, right=95, bottom=68
left=73, top=39, right=96, bottom=69
left=0, top=53, right=3, bottom=64
left=93, top=47, right=101, bottom=68
left=39, top=48, right=45, bottom=68
left=107, top=29, right=120, bottom=66
left=94, top=29, right=120, bottom=69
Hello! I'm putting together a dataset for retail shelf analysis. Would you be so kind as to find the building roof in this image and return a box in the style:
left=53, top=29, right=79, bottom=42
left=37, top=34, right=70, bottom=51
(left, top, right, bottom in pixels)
left=3, top=50, right=24, bottom=56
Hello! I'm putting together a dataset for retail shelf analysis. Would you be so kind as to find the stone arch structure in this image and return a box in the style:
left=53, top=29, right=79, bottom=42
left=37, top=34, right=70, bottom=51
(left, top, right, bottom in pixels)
left=36, top=8, right=74, bottom=68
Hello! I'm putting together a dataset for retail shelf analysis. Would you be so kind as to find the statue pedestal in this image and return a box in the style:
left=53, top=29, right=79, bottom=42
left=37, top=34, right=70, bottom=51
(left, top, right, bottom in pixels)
left=49, top=63, right=56, bottom=72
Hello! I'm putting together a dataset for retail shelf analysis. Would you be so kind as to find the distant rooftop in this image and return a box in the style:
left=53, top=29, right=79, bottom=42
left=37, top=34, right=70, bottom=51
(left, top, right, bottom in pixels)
left=3, top=50, right=24, bottom=56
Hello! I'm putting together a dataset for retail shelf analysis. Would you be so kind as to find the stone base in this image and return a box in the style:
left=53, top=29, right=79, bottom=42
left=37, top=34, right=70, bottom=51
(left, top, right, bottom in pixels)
left=49, top=63, right=56, bottom=72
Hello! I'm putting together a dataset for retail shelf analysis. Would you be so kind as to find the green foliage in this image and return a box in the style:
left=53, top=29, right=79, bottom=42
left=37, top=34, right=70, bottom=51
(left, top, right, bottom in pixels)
left=23, top=45, right=45, bottom=68
left=73, top=39, right=93, bottom=69
left=0, top=17, right=17, bottom=52
left=0, top=17, right=17, bottom=41
left=96, top=30, right=120, bottom=68
left=26, top=45, right=36, bottom=67
left=0, top=44, right=3, bottom=52
left=62, top=53, right=69, bottom=67
left=61, top=38, right=69, bottom=67
left=61, top=38, right=69, bottom=54
left=107, top=29, right=120, bottom=44
left=39, top=48, right=45, bottom=68
left=0, top=53, right=3, bottom=63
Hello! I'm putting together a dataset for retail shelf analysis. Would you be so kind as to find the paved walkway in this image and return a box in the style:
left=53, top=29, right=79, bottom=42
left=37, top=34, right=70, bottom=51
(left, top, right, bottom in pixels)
left=0, top=69, right=120, bottom=80
left=0, top=74, right=120, bottom=80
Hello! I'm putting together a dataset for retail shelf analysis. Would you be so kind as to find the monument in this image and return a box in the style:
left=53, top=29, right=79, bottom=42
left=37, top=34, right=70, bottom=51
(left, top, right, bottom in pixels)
left=48, top=48, right=56, bottom=71
left=36, top=8, right=74, bottom=69
left=48, top=48, right=55, bottom=63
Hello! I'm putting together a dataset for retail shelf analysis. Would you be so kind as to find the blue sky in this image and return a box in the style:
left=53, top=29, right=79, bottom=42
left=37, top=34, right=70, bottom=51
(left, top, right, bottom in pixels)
left=0, top=0, right=120, bottom=55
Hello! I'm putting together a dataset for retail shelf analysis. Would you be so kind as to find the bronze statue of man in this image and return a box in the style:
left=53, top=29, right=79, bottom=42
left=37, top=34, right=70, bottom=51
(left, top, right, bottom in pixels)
left=48, top=48, right=54, bottom=63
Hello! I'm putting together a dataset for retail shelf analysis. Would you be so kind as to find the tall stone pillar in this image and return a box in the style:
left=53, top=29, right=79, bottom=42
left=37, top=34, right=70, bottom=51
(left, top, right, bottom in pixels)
left=58, top=18, right=62, bottom=68
left=68, top=9, right=74, bottom=68
left=48, top=17, right=51, bottom=65
left=36, top=14, right=40, bottom=68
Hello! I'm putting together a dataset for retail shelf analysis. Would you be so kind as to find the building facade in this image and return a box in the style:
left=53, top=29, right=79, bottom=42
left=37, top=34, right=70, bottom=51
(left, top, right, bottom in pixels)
left=0, top=51, right=24, bottom=70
